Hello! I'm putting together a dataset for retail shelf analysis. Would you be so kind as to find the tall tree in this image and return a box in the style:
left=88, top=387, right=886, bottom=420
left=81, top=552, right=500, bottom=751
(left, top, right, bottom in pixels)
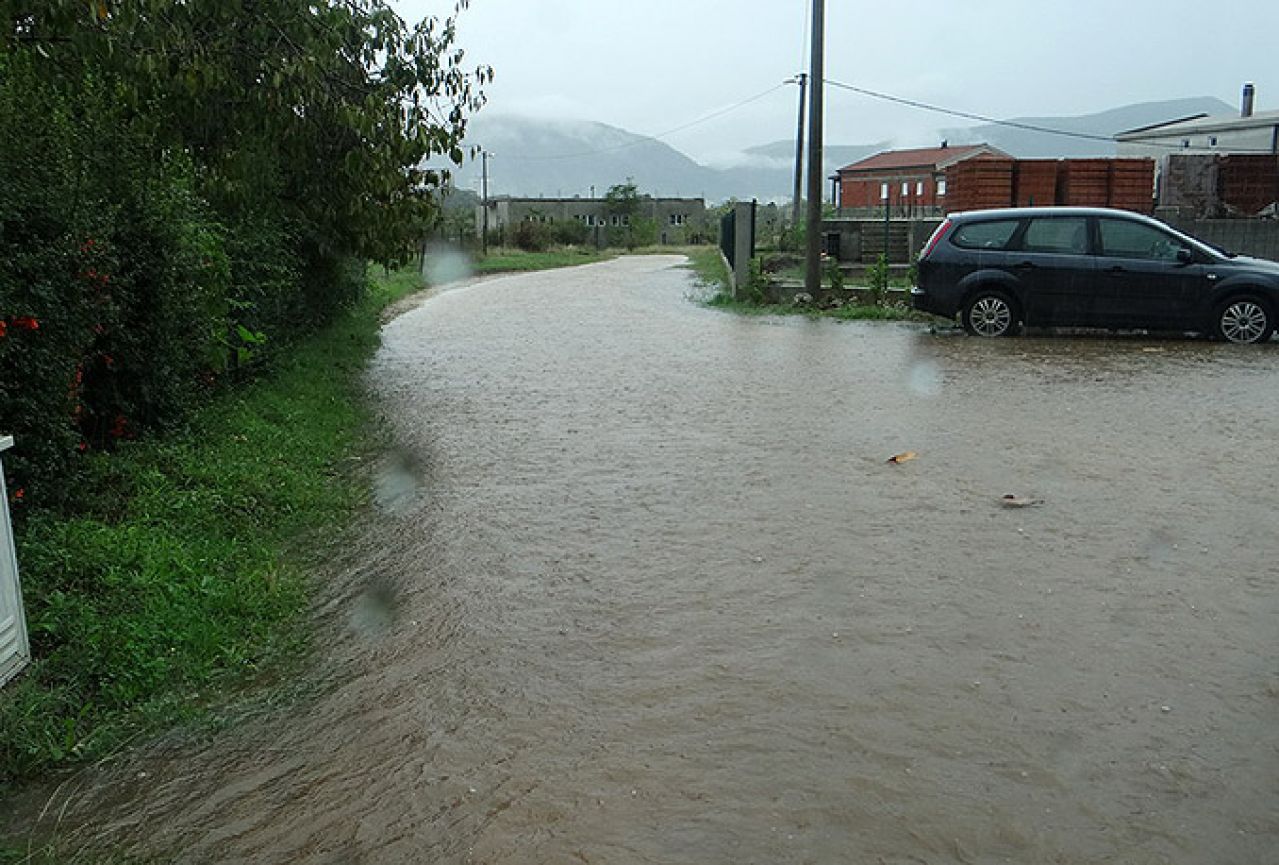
left=3, top=0, right=491, bottom=263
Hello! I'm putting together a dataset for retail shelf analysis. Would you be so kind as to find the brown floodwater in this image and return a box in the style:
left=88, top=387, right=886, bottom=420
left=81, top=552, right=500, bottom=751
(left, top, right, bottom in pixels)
left=7, top=255, right=1278, bottom=863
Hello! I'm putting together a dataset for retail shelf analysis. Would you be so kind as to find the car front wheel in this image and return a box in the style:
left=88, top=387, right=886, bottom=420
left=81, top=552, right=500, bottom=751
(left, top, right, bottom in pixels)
left=962, top=290, right=1020, bottom=338
left=1214, top=296, right=1274, bottom=344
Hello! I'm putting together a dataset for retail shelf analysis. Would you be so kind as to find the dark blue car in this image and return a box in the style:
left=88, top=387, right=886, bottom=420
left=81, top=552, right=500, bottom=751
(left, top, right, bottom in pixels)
left=911, top=207, right=1279, bottom=343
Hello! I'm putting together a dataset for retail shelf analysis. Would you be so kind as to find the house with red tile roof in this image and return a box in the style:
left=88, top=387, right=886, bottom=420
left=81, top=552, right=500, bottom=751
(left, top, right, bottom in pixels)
left=835, top=143, right=1010, bottom=215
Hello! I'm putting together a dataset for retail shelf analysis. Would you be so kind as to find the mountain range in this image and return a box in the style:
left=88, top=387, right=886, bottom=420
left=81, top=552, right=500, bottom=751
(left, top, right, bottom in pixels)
left=441, top=96, right=1240, bottom=203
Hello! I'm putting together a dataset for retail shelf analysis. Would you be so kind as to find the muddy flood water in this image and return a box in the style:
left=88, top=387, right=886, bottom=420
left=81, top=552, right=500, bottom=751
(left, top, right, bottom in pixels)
left=8, top=255, right=1278, bottom=863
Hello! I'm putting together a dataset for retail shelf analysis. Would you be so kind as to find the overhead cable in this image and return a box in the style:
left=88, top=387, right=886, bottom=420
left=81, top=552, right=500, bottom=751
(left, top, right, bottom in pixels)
left=825, top=77, right=1277, bottom=154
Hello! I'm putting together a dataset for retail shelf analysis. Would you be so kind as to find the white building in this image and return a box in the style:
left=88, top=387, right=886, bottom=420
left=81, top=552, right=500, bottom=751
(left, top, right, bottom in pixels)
left=1116, top=85, right=1278, bottom=159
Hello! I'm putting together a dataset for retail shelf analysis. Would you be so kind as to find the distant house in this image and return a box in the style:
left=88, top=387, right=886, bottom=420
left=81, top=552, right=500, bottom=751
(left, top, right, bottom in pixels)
left=479, top=195, right=707, bottom=244
left=835, top=144, right=1011, bottom=215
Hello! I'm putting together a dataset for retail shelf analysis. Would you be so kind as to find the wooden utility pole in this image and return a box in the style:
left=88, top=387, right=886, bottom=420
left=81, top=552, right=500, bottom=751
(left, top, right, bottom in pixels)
left=803, top=0, right=825, bottom=295
left=791, top=72, right=808, bottom=231
left=481, top=150, right=491, bottom=255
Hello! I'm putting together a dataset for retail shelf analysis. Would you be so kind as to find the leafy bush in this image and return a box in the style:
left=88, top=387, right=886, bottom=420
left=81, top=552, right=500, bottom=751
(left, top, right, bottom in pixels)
left=0, top=60, right=233, bottom=507
left=0, top=1, right=486, bottom=512
left=553, top=219, right=590, bottom=246
left=825, top=255, right=846, bottom=290
left=512, top=220, right=554, bottom=252
left=866, top=253, right=890, bottom=307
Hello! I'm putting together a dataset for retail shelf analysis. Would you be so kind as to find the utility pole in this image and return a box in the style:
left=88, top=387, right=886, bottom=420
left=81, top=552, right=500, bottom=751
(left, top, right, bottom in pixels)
left=803, top=0, right=825, bottom=296
left=481, top=150, right=492, bottom=256
left=791, top=72, right=808, bottom=231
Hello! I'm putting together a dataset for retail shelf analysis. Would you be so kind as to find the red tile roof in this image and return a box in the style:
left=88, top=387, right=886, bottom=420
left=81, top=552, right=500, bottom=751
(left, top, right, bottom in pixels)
left=839, top=144, right=1001, bottom=174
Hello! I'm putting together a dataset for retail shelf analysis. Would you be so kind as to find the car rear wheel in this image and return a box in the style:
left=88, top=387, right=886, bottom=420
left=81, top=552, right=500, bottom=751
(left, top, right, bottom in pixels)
left=1214, top=296, right=1274, bottom=344
left=962, top=290, right=1020, bottom=338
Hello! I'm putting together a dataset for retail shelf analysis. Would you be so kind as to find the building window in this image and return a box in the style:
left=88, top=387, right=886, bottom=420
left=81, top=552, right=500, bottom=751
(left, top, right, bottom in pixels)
left=669, top=213, right=687, bottom=226
left=901, top=182, right=910, bottom=196
left=1209, top=136, right=1218, bottom=146
left=916, top=181, right=924, bottom=196
left=937, top=179, right=947, bottom=196
left=1182, top=139, right=1191, bottom=148
left=880, top=182, right=889, bottom=200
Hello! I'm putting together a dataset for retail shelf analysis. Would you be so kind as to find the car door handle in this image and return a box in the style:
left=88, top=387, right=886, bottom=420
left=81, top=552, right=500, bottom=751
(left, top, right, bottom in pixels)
left=1014, top=261, right=1036, bottom=270
left=1105, top=265, right=1126, bottom=275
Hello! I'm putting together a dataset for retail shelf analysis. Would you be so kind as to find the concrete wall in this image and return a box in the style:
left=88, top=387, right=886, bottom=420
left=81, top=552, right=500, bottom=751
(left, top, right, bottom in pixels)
left=821, top=217, right=944, bottom=264
left=1162, top=217, right=1279, bottom=262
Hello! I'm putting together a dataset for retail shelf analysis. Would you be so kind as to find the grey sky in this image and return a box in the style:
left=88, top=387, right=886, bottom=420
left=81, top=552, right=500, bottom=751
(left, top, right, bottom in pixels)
left=392, top=0, right=1278, bottom=163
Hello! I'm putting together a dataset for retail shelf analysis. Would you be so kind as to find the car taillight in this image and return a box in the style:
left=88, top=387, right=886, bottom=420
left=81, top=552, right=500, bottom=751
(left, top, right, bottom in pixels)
left=920, top=218, right=953, bottom=260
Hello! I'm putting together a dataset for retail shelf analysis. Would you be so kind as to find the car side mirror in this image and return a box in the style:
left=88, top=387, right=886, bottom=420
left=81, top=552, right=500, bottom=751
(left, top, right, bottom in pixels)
left=1176, top=247, right=1194, bottom=265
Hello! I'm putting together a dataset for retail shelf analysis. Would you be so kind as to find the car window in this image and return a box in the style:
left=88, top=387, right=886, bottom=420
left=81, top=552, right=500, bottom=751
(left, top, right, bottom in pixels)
left=1021, top=217, right=1088, bottom=254
left=1099, top=219, right=1186, bottom=262
left=951, top=219, right=1020, bottom=250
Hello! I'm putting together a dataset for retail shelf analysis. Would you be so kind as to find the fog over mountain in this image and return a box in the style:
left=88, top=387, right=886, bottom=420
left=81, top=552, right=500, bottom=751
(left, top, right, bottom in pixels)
left=942, top=97, right=1236, bottom=158
left=440, top=97, right=1243, bottom=203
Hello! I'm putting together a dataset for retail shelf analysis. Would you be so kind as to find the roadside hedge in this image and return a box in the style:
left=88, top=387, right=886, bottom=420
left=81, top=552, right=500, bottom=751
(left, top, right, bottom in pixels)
left=0, top=58, right=363, bottom=510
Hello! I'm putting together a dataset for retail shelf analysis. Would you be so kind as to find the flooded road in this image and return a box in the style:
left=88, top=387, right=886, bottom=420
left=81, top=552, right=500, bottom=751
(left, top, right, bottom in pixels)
left=11, top=255, right=1279, bottom=863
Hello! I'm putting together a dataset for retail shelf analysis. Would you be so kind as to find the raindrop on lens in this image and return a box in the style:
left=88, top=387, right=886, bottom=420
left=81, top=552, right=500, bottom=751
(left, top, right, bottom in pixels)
left=908, top=360, right=942, bottom=397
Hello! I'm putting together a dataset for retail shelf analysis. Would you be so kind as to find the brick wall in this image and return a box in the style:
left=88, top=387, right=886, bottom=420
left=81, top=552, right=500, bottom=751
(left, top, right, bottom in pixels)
left=942, top=158, right=1154, bottom=213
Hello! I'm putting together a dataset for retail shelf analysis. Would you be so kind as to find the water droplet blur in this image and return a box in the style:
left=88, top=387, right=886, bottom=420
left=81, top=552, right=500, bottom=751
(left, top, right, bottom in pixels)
left=423, top=242, right=473, bottom=287
left=350, top=577, right=397, bottom=639
left=907, top=359, right=942, bottom=397
left=373, top=448, right=424, bottom=516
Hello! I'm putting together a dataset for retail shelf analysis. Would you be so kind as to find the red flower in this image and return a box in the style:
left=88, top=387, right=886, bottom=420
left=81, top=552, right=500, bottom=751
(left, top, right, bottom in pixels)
left=77, top=441, right=89, bottom=452
left=11, top=316, right=38, bottom=331
left=11, top=488, right=24, bottom=503
left=0, top=320, right=6, bottom=338
left=81, top=238, right=96, bottom=252
left=110, top=414, right=128, bottom=438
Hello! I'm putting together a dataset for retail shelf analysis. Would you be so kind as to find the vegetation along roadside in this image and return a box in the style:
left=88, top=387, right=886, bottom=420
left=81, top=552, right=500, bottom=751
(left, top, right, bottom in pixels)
left=694, top=248, right=932, bottom=323
left=0, top=268, right=429, bottom=786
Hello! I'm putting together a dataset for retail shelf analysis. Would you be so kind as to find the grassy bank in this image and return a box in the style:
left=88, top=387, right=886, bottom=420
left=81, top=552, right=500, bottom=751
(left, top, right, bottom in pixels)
left=473, top=246, right=611, bottom=275
left=673, top=246, right=731, bottom=297
left=0, top=267, right=426, bottom=784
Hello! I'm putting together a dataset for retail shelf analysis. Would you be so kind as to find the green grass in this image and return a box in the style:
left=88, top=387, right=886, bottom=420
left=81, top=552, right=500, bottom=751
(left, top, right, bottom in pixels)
left=671, top=246, right=731, bottom=296
left=0, top=266, right=427, bottom=785
left=703, top=290, right=929, bottom=323
left=473, top=246, right=611, bottom=275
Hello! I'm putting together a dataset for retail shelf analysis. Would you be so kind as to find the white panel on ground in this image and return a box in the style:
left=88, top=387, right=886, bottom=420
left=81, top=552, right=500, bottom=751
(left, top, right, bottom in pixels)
left=0, top=436, right=30, bottom=688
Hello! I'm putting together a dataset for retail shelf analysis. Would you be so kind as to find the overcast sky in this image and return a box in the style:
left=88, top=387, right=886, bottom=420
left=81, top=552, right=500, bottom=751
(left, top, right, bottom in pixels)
left=391, top=0, right=1278, bottom=164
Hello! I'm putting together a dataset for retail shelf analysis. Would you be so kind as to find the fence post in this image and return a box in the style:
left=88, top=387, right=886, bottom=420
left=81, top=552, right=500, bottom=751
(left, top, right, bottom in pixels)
left=0, top=436, right=30, bottom=688
left=732, top=201, right=755, bottom=293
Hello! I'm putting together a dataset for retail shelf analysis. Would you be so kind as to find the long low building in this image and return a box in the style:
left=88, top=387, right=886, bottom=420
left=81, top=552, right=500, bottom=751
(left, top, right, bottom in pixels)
left=478, top=195, right=707, bottom=244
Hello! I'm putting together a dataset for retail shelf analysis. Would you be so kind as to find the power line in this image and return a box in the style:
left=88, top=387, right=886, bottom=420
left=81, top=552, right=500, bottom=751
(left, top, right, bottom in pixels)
left=497, top=83, right=790, bottom=162
left=825, top=77, right=1277, bottom=154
